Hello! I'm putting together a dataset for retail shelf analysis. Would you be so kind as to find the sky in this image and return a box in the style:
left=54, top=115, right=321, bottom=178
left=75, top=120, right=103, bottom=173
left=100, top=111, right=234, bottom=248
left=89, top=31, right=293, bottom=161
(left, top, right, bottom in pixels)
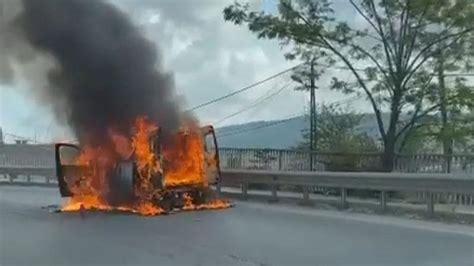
left=0, top=0, right=373, bottom=143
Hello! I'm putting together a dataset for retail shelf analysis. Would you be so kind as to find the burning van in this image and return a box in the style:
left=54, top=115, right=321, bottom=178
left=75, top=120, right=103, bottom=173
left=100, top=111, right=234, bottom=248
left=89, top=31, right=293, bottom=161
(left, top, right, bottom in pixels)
left=5, top=0, right=231, bottom=216
left=54, top=117, right=230, bottom=215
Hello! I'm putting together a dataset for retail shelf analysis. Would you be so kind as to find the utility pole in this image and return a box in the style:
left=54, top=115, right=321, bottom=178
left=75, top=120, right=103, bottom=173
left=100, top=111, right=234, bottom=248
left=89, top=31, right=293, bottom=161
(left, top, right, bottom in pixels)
left=309, top=60, right=317, bottom=171
left=437, top=43, right=452, bottom=173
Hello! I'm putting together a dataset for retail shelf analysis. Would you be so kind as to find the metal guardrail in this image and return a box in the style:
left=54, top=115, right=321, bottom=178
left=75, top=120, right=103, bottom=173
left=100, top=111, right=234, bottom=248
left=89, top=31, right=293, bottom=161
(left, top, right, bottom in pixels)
left=218, top=169, right=474, bottom=216
left=0, top=167, right=56, bottom=185
left=0, top=166, right=55, bottom=176
left=1, top=167, right=473, bottom=216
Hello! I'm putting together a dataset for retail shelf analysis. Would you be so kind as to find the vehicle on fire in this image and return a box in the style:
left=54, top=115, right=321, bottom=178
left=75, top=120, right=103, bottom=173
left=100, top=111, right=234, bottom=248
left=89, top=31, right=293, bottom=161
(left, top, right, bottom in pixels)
left=54, top=125, right=221, bottom=213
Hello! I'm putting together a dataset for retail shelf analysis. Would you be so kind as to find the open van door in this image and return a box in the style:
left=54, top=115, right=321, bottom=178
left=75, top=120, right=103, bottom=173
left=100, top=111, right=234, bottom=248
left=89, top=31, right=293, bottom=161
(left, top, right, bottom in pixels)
left=201, top=125, right=221, bottom=186
left=55, top=143, right=86, bottom=197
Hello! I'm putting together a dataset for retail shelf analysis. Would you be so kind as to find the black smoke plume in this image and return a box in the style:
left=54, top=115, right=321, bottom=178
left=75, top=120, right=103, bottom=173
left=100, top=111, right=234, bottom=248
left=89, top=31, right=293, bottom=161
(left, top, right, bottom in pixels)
left=10, top=0, right=181, bottom=145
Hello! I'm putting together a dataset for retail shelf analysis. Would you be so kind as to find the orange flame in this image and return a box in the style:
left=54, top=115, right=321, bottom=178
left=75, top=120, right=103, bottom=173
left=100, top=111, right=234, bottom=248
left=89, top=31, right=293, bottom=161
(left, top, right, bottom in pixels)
left=163, top=126, right=206, bottom=188
left=61, top=116, right=230, bottom=216
left=132, top=117, right=161, bottom=195
left=182, top=192, right=232, bottom=211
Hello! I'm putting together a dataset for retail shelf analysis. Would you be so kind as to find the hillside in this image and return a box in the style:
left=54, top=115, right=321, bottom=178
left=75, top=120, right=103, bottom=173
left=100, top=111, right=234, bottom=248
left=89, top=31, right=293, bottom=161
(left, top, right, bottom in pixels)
left=215, top=113, right=390, bottom=149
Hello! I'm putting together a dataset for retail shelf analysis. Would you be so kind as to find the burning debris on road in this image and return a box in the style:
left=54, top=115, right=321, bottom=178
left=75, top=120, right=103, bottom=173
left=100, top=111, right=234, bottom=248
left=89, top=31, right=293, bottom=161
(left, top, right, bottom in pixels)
left=1, top=0, right=231, bottom=215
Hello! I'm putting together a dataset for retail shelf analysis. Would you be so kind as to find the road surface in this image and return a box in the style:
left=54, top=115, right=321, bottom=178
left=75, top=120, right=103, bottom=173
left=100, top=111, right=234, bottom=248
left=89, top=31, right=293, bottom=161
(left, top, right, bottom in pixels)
left=1, top=186, right=473, bottom=266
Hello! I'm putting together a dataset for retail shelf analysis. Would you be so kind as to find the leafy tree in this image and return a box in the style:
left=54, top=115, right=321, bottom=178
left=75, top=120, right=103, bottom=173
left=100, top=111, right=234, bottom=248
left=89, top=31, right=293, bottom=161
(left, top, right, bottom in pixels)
left=399, top=37, right=474, bottom=162
left=428, top=39, right=473, bottom=158
left=399, top=112, right=474, bottom=154
left=224, top=0, right=474, bottom=171
left=297, top=104, right=380, bottom=171
left=399, top=7, right=474, bottom=164
left=297, top=105, right=379, bottom=152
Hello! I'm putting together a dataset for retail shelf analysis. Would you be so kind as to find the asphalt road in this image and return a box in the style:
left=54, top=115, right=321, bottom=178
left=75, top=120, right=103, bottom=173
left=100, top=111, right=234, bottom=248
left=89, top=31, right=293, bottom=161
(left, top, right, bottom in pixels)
left=1, top=186, right=473, bottom=266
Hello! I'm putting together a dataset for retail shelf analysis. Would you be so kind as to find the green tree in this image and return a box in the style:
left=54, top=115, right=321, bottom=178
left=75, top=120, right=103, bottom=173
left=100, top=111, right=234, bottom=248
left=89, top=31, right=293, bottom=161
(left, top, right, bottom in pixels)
left=298, top=105, right=379, bottom=152
left=399, top=112, right=474, bottom=154
left=399, top=36, right=474, bottom=162
left=224, top=0, right=474, bottom=171
left=297, top=104, right=380, bottom=171
left=428, top=37, right=473, bottom=166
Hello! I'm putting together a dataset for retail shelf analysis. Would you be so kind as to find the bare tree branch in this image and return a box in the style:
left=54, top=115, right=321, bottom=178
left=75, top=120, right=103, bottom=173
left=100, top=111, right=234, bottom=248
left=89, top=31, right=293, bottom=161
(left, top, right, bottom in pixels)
left=402, top=3, right=430, bottom=70
left=321, top=39, right=387, bottom=139
left=280, top=1, right=312, bottom=27
left=396, top=71, right=435, bottom=142
left=406, top=28, right=474, bottom=76
left=349, top=0, right=381, bottom=35
left=367, top=0, right=397, bottom=85
left=347, top=44, right=393, bottom=90
left=397, top=0, right=410, bottom=71
left=397, top=123, right=427, bottom=152
left=383, top=0, right=400, bottom=59
left=396, top=94, right=459, bottom=139
left=349, top=28, right=383, bottom=42
left=402, top=32, right=468, bottom=89
left=400, top=71, right=434, bottom=111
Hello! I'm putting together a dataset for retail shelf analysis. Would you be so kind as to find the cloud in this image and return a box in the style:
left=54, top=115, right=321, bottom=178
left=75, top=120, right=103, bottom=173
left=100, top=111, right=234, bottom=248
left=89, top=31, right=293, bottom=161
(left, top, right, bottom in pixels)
left=111, top=0, right=306, bottom=125
left=1, top=0, right=369, bottom=142
left=110, top=0, right=375, bottom=124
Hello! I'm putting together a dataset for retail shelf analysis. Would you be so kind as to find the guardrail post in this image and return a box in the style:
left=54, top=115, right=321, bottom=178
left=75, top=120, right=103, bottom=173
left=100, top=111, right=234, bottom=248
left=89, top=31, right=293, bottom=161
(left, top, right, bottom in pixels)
left=303, top=186, right=310, bottom=202
left=242, top=181, right=248, bottom=199
left=9, top=174, right=14, bottom=183
left=270, top=184, right=278, bottom=202
left=278, top=150, right=283, bottom=171
left=427, top=192, right=435, bottom=217
left=340, top=188, right=348, bottom=209
left=380, top=191, right=387, bottom=212
left=26, top=175, right=31, bottom=183
left=45, top=176, right=50, bottom=184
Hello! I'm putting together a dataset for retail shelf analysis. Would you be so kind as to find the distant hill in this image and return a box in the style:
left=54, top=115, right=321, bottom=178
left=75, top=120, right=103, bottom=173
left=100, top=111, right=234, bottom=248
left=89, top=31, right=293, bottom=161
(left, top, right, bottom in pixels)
left=215, top=113, right=392, bottom=149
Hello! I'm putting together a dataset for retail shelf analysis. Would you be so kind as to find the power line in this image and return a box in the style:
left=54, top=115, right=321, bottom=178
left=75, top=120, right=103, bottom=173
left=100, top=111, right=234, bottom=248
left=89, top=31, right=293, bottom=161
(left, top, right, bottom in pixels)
left=301, top=95, right=363, bottom=119
left=214, top=81, right=292, bottom=125
left=4, top=132, right=76, bottom=146
left=212, top=64, right=364, bottom=126
left=331, top=94, right=364, bottom=106
left=304, top=95, right=364, bottom=116
left=314, top=61, right=474, bottom=77
left=216, top=95, right=364, bottom=138
left=3, top=132, right=57, bottom=152
left=4, top=132, right=45, bottom=144
left=188, top=60, right=470, bottom=112
left=187, top=63, right=303, bottom=112
left=441, top=73, right=474, bottom=77
left=314, top=62, right=366, bottom=72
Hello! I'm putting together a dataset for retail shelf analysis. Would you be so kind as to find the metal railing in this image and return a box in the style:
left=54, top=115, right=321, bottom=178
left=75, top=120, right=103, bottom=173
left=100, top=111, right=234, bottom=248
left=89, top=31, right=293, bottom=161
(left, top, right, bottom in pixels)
left=394, top=153, right=474, bottom=174
left=0, top=144, right=55, bottom=168
left=219, top=148, right=474, bottom=174
left=219, top=169, right=474, bottom=216
left=0, top=167, right=56, bottom=185
left=1, top=145, right=472, bottom=174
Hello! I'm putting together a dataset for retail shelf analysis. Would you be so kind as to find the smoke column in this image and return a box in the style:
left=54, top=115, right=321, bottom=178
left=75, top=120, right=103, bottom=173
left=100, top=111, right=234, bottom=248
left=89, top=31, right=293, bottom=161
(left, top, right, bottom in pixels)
left=5, top=0, right=181, bottom=145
